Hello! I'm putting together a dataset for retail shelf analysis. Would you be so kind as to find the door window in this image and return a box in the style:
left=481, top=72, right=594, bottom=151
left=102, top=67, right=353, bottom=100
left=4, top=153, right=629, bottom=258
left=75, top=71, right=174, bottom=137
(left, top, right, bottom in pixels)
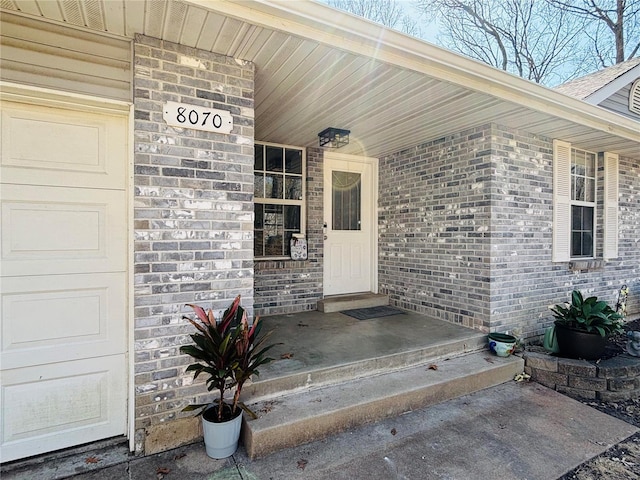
left=332, top=171, right=361, bottom=231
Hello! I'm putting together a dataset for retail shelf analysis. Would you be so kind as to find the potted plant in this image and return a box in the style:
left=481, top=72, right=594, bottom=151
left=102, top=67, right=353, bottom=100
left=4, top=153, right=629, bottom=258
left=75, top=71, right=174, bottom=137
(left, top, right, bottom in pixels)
left=180, top=295, right=276, bottom=458
left=487, top=332, right=518, bottom=357
left=550, top=290, right=624, bottom=360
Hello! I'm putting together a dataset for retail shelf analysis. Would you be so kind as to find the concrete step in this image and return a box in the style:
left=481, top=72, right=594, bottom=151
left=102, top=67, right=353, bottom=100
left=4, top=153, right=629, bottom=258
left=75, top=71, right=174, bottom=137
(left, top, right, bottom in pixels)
left=0, top=437, right=130, bottom=480
left=242, top=351, right=524, bottom=459
left=241, top=333, right=487, bottom=402
left=317, top=293, right=389, bottom=313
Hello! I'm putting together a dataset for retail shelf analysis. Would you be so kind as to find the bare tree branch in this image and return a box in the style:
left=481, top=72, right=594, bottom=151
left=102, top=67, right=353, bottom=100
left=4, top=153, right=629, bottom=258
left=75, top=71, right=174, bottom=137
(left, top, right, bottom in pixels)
left=416, top=0, right=589, bottom=84
left=328, top=0, right=639, bottom=85
left=327, top=0, right=421, bottom=36
left=549, top=0, right=640, bottom=64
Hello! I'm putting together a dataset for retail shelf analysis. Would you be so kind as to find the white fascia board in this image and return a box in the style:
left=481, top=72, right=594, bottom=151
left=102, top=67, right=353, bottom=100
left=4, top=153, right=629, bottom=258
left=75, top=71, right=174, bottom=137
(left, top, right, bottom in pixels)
left=584, top=65, right=640, bottom=105
left=185, top=0, right=640, bottom=143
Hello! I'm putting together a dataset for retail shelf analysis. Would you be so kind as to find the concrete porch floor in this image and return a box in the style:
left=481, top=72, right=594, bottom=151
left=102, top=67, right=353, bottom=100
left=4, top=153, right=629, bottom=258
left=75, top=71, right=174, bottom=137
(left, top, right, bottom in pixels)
left=249, top=308, right=487, bottom=384
left=240, top=309, right=516, bottom=458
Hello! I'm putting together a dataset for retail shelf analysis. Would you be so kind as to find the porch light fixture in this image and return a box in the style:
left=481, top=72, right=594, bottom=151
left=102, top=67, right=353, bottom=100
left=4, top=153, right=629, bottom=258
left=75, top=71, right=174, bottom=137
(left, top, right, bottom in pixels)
left=318, top=127, right=350, bottom=148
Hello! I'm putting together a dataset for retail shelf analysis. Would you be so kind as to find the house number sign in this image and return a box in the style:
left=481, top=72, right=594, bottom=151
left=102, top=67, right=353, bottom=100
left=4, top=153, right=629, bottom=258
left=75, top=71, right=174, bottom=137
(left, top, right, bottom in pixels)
left=163, top=101, right=233, bottom=134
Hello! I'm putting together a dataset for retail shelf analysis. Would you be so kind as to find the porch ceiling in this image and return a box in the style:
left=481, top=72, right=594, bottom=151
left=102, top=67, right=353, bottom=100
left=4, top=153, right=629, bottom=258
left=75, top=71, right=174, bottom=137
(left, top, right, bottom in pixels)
left=3, top=0, right=638, bottom=160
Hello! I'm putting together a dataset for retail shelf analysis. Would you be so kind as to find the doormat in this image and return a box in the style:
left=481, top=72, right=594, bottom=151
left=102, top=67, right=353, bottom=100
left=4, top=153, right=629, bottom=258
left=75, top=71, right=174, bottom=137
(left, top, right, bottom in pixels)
left=340, top=306, right=405, bottom=320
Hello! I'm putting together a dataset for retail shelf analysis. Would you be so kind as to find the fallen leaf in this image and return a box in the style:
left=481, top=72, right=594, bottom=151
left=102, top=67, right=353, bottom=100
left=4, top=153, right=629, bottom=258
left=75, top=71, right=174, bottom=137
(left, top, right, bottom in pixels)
left=157, top=467, right=170, bottom=474
left=391, top=428, right=397, bottom=435
left=281, top=352, right=294, bottom=359
left=484, top=357, right=495, bottom=364
left=174, top=453, right=186, bottom=460
left=297, top=459, right=308, bottom=470
left=259, top=401, right=276, bottom=414
left=427, top=364, right=438, bottom=371
left=85, top=457, right=100, bottom=464
left=589, top=440, right=607, bottom=446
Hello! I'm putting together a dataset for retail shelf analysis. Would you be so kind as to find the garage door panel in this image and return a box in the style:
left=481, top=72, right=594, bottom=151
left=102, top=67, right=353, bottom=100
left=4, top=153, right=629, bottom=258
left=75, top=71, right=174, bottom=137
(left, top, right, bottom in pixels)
left=0, top=355, right=127, bottom=462
left=0, top=101, right=127, bottom=189
left=1, top=185, right=126, bottom=275
left=0, top=91, right=129, bottom=462
left=1, top=273, right=126, bottom=369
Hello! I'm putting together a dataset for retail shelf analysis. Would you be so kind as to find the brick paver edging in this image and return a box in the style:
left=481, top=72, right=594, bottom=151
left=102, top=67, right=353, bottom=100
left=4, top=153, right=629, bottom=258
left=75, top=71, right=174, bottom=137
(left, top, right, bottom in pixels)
left=523, top=350, right=640, bottom=401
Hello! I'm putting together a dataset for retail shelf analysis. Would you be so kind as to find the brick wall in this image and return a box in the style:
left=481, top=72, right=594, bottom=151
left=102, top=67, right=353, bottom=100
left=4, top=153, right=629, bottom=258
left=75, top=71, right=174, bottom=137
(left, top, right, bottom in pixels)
left=379, top=123, right=639, bottom=337
left=378, top=125, right=493, bottom=330
left=133, top=35, right=255, bottom=453
left=489, top=125, right=640, bottom=338
left=488, top=125, right=555, bottom=337
left=254, top=122, right=639, bottom=332
left=254, top=147, right=324, bottom=315
left=619, top=154, right=640, bottom=315
left=524, top=351, right=640, bottom=401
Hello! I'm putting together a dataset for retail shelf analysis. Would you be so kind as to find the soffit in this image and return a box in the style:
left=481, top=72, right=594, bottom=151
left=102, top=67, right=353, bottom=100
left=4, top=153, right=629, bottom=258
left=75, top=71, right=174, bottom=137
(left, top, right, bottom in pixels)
left=2, top=0, right=638, bottom=160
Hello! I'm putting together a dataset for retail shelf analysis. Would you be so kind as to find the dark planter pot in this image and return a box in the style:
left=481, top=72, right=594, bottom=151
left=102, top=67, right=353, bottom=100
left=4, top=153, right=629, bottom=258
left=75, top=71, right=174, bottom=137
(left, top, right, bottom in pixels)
left=554, top=322, right=607, bottom=360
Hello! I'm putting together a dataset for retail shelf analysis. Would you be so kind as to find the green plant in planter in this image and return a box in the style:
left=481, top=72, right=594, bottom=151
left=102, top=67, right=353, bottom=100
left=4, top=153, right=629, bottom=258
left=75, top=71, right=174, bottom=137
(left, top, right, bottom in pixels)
left=551, top=290, right=624, bottom=337
left=180, top=295, right=277, bottom=422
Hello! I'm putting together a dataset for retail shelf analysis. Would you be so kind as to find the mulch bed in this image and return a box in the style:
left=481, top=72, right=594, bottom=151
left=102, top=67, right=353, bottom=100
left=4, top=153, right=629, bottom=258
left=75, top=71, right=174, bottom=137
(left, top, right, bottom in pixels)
left=558, top=318, right=640, bottom=479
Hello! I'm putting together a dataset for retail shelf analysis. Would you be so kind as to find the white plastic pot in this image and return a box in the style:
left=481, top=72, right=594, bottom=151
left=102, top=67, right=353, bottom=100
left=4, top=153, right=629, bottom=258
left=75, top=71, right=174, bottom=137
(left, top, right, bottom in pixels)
left=201, top=405, right=242, bottom=459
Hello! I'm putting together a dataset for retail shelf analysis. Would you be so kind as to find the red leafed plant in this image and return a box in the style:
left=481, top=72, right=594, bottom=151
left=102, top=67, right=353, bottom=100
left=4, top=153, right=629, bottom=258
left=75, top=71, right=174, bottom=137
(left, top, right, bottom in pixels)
left=180, top=295, right=277, bottom=422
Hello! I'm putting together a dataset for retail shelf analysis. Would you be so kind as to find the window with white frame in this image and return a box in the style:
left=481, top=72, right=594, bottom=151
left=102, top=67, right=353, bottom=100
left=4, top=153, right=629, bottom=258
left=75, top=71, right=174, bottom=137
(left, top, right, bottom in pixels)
left=254, top=142, right=305, bottom=259
left=553, top=140, right=619, bottom=262
left=570, top=148, right=596, bottom=257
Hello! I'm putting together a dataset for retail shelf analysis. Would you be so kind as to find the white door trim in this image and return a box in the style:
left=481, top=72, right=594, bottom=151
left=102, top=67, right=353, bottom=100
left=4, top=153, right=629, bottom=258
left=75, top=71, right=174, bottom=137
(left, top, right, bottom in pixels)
left=126, top=103, right=135, bottom=454
left=323, top=151, right=378, bottom=296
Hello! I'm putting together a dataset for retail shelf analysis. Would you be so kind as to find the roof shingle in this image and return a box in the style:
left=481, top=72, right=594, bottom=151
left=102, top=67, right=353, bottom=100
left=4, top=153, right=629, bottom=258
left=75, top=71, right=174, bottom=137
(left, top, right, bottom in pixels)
left=554, top=57, right=640, bottom=99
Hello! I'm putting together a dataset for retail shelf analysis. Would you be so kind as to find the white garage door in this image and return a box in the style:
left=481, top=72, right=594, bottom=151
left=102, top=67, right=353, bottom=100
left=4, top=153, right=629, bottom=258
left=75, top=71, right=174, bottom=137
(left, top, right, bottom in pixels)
left=0, top=94, right=129, bottom=462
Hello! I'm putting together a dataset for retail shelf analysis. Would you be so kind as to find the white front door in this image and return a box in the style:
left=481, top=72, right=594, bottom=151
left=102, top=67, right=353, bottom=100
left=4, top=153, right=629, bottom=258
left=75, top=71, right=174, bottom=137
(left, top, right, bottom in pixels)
left=0, top=93, right=129, bottom=462
left=323, top=153, right=377, bottom=296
